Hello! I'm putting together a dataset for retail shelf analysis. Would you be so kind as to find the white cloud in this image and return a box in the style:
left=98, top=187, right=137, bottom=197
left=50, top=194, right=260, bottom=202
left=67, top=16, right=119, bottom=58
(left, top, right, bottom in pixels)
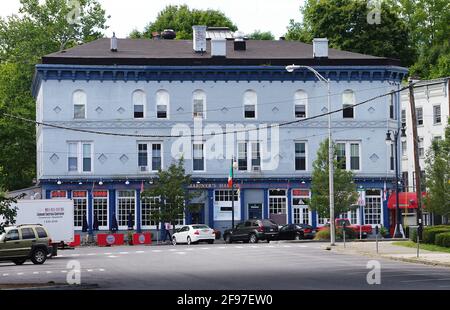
left=1, top=0, right=304, bottom=38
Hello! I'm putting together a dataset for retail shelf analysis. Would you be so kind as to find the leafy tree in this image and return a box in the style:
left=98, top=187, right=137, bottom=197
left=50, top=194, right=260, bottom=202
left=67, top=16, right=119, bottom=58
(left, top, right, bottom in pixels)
left=141, top=158, right=199, bottom=236
left=130, top=5, right=237, bottom=39
left=285, top=0, right=416, bottom=66
left=424, top=119, right=450, bottom=219
left=0, top=189, right=22, bottom=233
left=248, top=30, right=274, bottom=40
left=0, top=0, right=109, bottom=191
left=309, top=139, right=358, bottom=220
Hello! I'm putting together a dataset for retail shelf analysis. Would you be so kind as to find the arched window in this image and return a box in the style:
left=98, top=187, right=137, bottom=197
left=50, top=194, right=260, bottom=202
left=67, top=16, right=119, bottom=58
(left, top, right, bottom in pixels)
left=243, top=90, right=257, bottom=119
left=342, top=90, right=355, bottom=119
left=73, top=90, right=87, bottom=119
left=294, top=90, right=308, bottom=118
left=156, top=90, right=169, bottom=119
left=193, top=90, right=206, bottom=119
left=133, top=90, right=146, bottom=119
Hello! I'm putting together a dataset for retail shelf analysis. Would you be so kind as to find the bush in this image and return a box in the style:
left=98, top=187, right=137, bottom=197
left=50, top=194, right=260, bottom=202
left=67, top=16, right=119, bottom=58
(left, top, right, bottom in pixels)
left=315, top=229, right=330, bottom=240
left=435, top=232, right=450, bottom=248
left=314, top=228, right=355, bottom=240
left=423, top=226, right=450, bottom=244
left=409, top=226, right=418, bottom=242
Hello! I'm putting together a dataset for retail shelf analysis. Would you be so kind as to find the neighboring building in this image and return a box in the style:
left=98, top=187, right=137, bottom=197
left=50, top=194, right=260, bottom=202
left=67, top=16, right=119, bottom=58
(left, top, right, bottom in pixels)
left=32, top=27, right=408, bottom=235
left=400, top=77, right=450, bottom=226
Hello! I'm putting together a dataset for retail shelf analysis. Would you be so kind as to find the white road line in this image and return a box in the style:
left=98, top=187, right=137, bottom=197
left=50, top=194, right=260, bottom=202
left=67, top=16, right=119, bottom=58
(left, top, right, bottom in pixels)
left=17, top=272, right=24, bottom=275
left=152, top=250, right=162, bottom=253
left=168, top=249, right=177, bottom=252
left=200, top=248, right=210, bottom=250
left=87, top=253, right=95, bottom=256
left=2, top=273, right=9, bottom=276
left=70, top=254, right=80, bottom=257
left=61, top=270, right=67, bottom=273
left=108, top=255, right=118, bottom=258
left=234, top=246, right=243, bottom=249
left=185, top=248, right=194, bottom=251
left=87, top=269, right=93, bottom=272
left=298, top=245, right=308, bottom=248
left=283, top=245, right=292, bottom=248
left=135, top=251, right=145, bottom=254
left=119, top=252, right=129, bottom=255
left=33, top=272, right=39, bottom=275
left=250, top=246, right=258, bottom=248
left=218, top=247, right=226, bottom=249
left=103, top=253, right=112, bottom=255
left=175, top=252, right=186, bottom=255
left=46, top=271, right=52, bottom=274
left=99, top=269, right=105, bottom=272
left=266, top=246, right=275, bottom=248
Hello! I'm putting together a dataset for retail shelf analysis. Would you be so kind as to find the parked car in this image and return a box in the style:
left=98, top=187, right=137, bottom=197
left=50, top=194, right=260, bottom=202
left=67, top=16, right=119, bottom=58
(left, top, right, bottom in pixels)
left=277, top=224, right=316, bottom=240
left=172, top=224, right=215, bottom=245
left=0, top=224, right=52, bottom=265
left=223, top=219, right=279, bottom=244
left=316, top=218, right=372, bottom=238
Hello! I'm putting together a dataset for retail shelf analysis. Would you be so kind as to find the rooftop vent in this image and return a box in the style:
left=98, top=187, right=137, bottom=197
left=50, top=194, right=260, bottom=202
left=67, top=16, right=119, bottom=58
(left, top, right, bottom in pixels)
left=161, top=29, right=176, bottom=40
left=211, top=39, right=226, bottom=57
left=313, top=38, right=328, bottom=58
left=110, top=32, right=118, bottom=52
left=233, top=31, right=246, bottom=51
left=193, top=25, right=207, bottom=53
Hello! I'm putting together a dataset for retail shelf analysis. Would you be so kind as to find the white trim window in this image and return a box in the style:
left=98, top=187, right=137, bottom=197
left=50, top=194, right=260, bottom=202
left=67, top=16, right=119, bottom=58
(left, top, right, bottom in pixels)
left=243, top=90, right=257, bottom=119
left=401, top=141, right=407, bottom=156
left=295, top=142, right=307, bottom=171
left=269, top=189, right=287, bottom=217
left=364, top=189, right=382, bottom=226
left=141, top=196, right=160, bottom=229
left=73, top=90, right=87, bottom=119
left=292, top=189, right=311, bottom=225
left=214, top=189, right=239, bottom=212
left=193, top=143, right=205, bottom=171
left=416, top=107, right=423, bottom=126
left=251, top=142, right=261, bottom=171
left=138, top=142, right=162, bottom=172
left=68, top=142, right=93, bottom=173
left=294, top=90, right=308, bottom=118
left=433, top=105, right=441, bottom=125
left=117, top=190, right=136, bottom=229
left=338, top=209, right=360, bottom=225
left=93, top=190, right=108, bottom=230
left=418, top=137, right=424, bottom=157
left=336, top=141, right=361, bottom=171
left=193, top=90, right=206, bottom=119
left=73, top=190, right=88, bottom=229
left=342, top=89, right=355, bottom=119
left=237, top=142, right=248, bottom=171
left=156, top=89, right=169, bottom=119
left=133, top=90, right=146, bottom=119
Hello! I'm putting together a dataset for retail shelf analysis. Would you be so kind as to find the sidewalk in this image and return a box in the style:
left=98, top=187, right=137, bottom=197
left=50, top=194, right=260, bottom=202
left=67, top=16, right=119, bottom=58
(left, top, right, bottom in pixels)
left=333, top=240, right=450, bottom=268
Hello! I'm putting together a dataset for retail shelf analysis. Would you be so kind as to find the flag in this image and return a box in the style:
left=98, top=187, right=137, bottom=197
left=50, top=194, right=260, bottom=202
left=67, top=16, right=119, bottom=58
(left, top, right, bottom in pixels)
left=227, top=161, right=233, bottom=188
left=383, top=181, right=387, bottom=201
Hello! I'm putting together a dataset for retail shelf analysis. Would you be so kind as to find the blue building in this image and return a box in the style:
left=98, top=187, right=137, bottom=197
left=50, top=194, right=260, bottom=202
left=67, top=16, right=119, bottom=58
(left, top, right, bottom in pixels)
left=33, top=28, right=408, bottom=235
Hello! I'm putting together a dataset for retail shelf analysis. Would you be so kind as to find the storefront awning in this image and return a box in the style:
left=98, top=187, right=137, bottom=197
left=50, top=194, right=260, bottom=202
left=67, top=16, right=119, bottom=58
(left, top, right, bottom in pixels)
left=387, top=192, right=426, bottom=209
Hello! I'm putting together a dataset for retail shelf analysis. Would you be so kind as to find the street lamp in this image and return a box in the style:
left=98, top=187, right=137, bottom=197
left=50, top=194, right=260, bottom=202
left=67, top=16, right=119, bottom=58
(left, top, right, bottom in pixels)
left=286, top=65, right=335, bottom=246
left=231, top=158, right=238, bottom=229
left=385, top=125, right=407, bottom=238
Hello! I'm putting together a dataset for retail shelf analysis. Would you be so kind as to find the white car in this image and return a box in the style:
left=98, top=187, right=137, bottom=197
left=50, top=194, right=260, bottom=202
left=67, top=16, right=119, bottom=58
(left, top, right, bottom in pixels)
left=172, top=224, right=215, bottom=245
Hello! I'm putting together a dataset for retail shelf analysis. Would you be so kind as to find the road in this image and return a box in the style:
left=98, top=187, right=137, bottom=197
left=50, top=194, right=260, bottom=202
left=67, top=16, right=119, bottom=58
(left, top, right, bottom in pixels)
left=1, top=242, right=450, bottom=290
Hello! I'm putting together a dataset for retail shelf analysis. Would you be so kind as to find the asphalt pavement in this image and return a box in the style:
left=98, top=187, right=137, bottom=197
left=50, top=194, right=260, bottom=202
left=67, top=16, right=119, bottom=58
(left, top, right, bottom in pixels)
left=1, top=242, right=450, bottom=290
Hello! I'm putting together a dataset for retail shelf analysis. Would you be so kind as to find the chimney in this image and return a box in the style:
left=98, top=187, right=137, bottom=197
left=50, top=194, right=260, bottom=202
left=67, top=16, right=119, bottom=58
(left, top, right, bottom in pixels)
left=313, top=38, right=328, bottom=58
left=211, top=39, right=226, bottom=57
left=193, top=25, right=207, bottom=53
left=111, top=32, right=118, bottom=52
left=233, top=31, right=246, bottom=51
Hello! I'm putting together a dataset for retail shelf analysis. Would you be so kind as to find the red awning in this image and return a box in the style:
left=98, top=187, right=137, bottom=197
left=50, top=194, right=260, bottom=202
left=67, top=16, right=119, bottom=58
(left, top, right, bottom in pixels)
left=387, top=192, right=426, bottom=209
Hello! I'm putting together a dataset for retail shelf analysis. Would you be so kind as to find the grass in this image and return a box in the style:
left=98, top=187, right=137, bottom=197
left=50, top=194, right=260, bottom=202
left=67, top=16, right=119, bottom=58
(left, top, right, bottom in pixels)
left=393, top=241, right=450, bottom=254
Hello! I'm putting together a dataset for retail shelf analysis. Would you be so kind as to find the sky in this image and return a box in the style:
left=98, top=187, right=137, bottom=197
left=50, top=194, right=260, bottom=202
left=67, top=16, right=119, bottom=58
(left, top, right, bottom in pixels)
left=0, top=0, right=305, bottom=38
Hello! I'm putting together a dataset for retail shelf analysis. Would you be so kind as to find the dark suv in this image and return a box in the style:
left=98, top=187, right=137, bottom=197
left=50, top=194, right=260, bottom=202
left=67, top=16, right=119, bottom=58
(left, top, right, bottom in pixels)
left=0, top=224, right=52, bottom=265
left=223, top=219, right=279, bottom=244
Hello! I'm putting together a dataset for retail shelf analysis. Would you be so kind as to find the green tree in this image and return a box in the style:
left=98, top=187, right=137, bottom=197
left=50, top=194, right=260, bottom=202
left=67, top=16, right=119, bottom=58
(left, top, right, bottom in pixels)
left=0, top=189, right=22, bottom=233
left=130, top=5, right=237, bottom=39
left=0, top=0, right=109, bottom=191
left=285, top=0, right=416, bottom=66
left=248, top=30, right=274, bottom=40
left=141, top=159, right=198, bottom=236
left=309, top=139, right=359, bottom=220
left=424, top=119, right=450, bottom=218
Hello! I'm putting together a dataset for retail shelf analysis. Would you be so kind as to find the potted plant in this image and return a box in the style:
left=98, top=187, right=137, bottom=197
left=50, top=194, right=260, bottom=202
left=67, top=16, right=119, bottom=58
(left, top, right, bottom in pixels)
left=379, top=226, right=389, bottom=238
left=127, top=231, right=134, bottom=245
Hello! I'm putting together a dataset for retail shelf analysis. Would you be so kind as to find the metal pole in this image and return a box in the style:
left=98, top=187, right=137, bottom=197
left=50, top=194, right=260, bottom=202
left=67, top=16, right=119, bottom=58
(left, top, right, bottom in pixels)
left=231, top=158, right=235, bottom=230
left=328, top=81, right=336, bottom=246
left=394, top=131, right=403, bottom=238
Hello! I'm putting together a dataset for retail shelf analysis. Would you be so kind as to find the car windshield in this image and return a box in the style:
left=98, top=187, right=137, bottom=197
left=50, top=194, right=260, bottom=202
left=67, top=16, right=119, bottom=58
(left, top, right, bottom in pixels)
left=192, top=225, right=209, bottom=229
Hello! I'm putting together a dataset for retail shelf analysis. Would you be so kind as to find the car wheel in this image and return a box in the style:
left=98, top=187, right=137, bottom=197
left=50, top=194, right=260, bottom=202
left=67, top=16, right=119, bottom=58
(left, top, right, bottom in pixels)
left=172, top=237, right=177, bottom=246
left=31, top=248, right=47, bottom=265
left=249, top=234, right=258, bottom=244
left=13, top=259, right=26, bottom=265
left=187, top=236, right=192, bottom=245
left=224, top=235, right=232, bottom=244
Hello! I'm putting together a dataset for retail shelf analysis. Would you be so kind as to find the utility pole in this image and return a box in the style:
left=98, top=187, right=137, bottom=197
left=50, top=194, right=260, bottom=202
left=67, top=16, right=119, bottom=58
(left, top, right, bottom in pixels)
left=408, top=78, right=423, bottom=238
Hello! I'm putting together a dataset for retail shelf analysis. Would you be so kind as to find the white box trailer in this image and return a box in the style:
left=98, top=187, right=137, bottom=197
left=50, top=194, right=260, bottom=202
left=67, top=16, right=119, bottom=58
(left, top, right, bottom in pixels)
left=12, top=199, right=74, bottom=255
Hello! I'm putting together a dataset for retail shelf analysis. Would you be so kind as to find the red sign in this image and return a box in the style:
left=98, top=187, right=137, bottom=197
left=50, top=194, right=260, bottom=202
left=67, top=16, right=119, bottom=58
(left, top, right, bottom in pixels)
left=293, top=189, right=310, bottom=197
left=93, top=190, right=108, bottom=198
left=72, top=191, right=87, bottom=198
left=51, top=190, right=67, bottom=198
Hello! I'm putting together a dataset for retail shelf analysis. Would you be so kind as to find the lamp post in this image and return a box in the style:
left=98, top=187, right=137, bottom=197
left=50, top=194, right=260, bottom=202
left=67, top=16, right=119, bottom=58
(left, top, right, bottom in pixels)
left=231, top=158, right=238, bottom=229
left=286, top=65, right=335, bottom=246
left=385, top=125, right=407, bottom=238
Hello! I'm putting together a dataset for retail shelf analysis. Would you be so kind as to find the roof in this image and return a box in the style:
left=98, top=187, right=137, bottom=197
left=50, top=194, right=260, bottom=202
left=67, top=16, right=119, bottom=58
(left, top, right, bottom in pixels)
left=42, top=38, right=401, bottom=67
